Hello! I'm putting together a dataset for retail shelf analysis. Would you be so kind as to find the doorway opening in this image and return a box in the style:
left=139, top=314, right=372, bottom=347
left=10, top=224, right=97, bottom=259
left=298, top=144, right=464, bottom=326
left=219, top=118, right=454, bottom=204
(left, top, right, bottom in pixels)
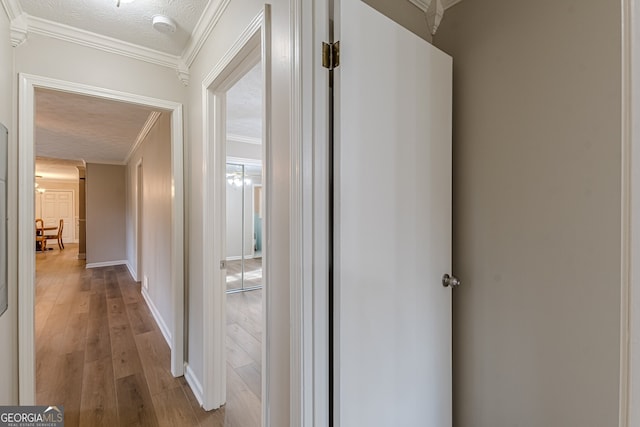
left=200, top=9, right=270, bottom=420
left=18, top=75, right=185, bottom=404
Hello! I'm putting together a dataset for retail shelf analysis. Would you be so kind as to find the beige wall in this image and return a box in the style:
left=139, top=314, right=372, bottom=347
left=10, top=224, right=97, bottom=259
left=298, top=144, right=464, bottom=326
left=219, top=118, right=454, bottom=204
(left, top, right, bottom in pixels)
left=0, top=5, right=18, bottom=405
left=86, top=164, right=126, bottom=265
left=434, top=1, right=621, bottom=426
left=126, top=112, right=172, bottom=334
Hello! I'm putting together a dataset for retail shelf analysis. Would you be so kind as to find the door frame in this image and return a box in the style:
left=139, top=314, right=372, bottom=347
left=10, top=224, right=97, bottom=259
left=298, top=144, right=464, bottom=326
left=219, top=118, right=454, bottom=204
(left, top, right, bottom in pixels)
left=135, top=158, right=144, bottom=282
left=17, top=74, right=185, bottom=403
left=200, top=7, right=269, bottom=412
left=292, top=0, right=331, bottom=424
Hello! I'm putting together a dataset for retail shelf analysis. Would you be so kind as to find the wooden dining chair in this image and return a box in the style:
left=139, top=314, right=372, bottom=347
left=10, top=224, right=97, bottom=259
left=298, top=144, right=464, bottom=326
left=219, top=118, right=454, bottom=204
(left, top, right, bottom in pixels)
left=35, top=218, right=47, bottom=251
left=44, top=219, right=64, bottom=250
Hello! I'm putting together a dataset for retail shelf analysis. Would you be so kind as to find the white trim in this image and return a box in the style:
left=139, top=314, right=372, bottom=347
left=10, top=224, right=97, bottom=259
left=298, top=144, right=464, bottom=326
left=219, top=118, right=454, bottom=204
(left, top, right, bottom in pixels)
left=18, top=74, right=185, bottom=404
left=141, top=287, right=172, bottom=348
left=0, top=0, right=21, bottom=20
left=24, top=15, right=183, bottom=71
left=135, top=158, right=144, bottom=283
left=4, top=0, right=236, bottom=85
left=408, top=0, right=462, bottom=11
left=297, top=0, right=331, bottom=425
left=85, top=260, right=128, bottom=269
left=4, top=0, right=235, bottom=84
left=185, top=363, right=205, bottom=407
left=124, top=112, right=161, bottom=165
left=201, top=7, right=268, bottom=414
left=260, top=12, right=272, bottom=426
left=125, top=261, right=137, bottom=281
left=181, top=0, right=232, bottom=68
left=227, top=133, right=262, bottom=145
left=17, top=71, right=36, bottom=406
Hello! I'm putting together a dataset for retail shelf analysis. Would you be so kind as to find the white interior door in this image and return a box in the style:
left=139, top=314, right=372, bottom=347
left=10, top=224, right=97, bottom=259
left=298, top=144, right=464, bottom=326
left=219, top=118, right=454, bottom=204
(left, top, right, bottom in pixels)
left=335, top=1, right=453, bottom=425
left=41, top=190, right=74, bottom=243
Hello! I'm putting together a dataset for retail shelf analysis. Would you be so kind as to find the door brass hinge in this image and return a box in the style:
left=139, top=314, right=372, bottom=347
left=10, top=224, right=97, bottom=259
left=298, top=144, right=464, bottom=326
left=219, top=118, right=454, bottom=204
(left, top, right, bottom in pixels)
left=322, top=41, right=340, bottom=70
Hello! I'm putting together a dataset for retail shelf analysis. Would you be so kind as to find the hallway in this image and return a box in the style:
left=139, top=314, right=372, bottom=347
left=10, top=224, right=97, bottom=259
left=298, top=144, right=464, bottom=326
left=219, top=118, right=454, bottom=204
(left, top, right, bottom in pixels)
left=35, top=244, right=261, bottom=426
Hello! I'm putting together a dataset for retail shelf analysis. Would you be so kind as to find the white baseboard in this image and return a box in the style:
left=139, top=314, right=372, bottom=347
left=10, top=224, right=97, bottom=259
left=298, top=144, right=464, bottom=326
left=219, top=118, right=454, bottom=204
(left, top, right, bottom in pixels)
left=125, top=261, right=137, bottom=282
left=184, top=363, right=204, bottom=407
left=85, top=260, right=127, bottom=269
left=141, top=287, right=172, bottom=348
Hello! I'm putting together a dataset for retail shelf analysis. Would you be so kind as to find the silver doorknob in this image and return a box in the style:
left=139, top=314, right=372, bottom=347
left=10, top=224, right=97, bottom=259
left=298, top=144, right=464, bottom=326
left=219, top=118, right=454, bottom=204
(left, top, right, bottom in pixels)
left=442, top=273, right=460, bottom=288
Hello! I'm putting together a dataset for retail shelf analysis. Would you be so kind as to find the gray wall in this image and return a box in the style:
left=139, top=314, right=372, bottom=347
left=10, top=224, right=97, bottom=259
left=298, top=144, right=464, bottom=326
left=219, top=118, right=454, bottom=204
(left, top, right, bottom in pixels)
left=0, top=5, right=18, bottom=404
left=126, top=112, right=172, bottom=335
left=86, top=163, right=126, bottom=265
left=362, top=0, right=432, bottom=42
left=434, top=1, right=621, bottom=426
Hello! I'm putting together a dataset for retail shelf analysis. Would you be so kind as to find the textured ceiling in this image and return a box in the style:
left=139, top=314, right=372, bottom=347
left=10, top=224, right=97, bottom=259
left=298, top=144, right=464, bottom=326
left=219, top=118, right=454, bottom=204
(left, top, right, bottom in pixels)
left=35, top=88, right=159, bottom=164
left=18, top=0, right=206, bottom=55
left=227, top=62, right=262, bottom=142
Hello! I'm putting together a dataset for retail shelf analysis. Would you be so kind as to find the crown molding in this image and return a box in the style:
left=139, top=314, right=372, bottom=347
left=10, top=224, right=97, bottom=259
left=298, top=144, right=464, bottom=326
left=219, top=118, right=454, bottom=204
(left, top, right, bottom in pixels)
left=10, top=13, right=191, bottom=84
left=25, top=15, right=182, bottom=68
left=408, top=0, right=452, bottom=35
left=124, top=111, right=162, bottom=164
left=181, top=0, right=231, bottom=68
left=227, top=133, right=262, bottom=145
left=409, top=0, right=462, bottom=12
left=1, top=0, right=22, bottom=21
left=5, top=0, right=237, bottom=84
left=10, top=13, right=27, bottom=46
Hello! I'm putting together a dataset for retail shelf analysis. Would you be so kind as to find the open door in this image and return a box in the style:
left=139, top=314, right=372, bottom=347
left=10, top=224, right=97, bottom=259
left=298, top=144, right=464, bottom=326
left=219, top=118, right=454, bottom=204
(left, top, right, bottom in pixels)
left=334, top=0, right=453, bottom=425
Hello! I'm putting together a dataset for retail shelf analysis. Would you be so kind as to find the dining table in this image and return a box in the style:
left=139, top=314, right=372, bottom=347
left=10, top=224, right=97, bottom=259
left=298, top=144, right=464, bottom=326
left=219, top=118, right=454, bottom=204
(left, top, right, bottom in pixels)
left=36, top=225, right=59, bottom=251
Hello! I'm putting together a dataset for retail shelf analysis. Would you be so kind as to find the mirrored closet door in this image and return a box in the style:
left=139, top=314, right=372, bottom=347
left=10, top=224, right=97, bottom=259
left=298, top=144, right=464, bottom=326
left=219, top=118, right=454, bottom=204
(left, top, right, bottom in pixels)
left=226, top=162, right=263, bottom=293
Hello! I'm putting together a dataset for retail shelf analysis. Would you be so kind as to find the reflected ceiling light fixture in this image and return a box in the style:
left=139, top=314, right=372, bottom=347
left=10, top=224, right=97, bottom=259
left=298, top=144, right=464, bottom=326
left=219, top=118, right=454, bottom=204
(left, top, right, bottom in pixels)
left=152, top=15, right=177, bottom=33
left=116, top=0, right=135, bottom=7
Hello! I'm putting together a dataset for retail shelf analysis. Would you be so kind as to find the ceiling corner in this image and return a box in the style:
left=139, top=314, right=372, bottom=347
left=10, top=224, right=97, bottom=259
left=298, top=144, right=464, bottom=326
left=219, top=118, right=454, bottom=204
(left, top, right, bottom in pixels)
left=1, top=0, right=22, bottom=21
left=181, top=0, right=231, bottom=68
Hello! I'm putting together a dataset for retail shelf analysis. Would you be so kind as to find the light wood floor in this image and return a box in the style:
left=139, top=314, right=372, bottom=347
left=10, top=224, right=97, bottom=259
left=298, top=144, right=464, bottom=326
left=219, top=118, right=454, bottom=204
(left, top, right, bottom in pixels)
left=226, top=258, right=262, bottom=291
left=35, top=244, right=262, bottom=426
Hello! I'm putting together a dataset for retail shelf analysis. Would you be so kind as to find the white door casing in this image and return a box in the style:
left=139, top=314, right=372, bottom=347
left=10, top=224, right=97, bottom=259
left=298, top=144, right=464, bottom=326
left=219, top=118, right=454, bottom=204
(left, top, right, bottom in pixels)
left=200, top=8, right=270, bottom=414
left=335, top=1, right=453, bottom=425
left=18, top=74, right=185, bottom=404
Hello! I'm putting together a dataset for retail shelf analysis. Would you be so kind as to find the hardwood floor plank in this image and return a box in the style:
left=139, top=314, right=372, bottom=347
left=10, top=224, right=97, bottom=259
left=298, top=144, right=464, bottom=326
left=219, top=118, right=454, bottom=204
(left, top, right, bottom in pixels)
left=134, top=330, right=181, bottom=396
left=62, top=312, right=89, bottom=353
left=107, top=297, right=129, bottom=328
left=227, top=323, right=261, bottom=366
left=54, top=351, right=85, bottom=427
left=105, top=270, right=123, bottom=299
left=226, top=335, right=254, bottom=370
left=151, top=386, right=199, bottom=427
left=85, top=294, right=112, bottom=363
left=116, top=373, right=160, bottom=427
left=109, top=323, right=144, bottom=380
left=224, top=363, right=261, bottom=427
left=235, top=362, right=261, bottom=400
left=126, top=302, right=156, bottom=335
left=79, top=357, right=119, bottom=427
